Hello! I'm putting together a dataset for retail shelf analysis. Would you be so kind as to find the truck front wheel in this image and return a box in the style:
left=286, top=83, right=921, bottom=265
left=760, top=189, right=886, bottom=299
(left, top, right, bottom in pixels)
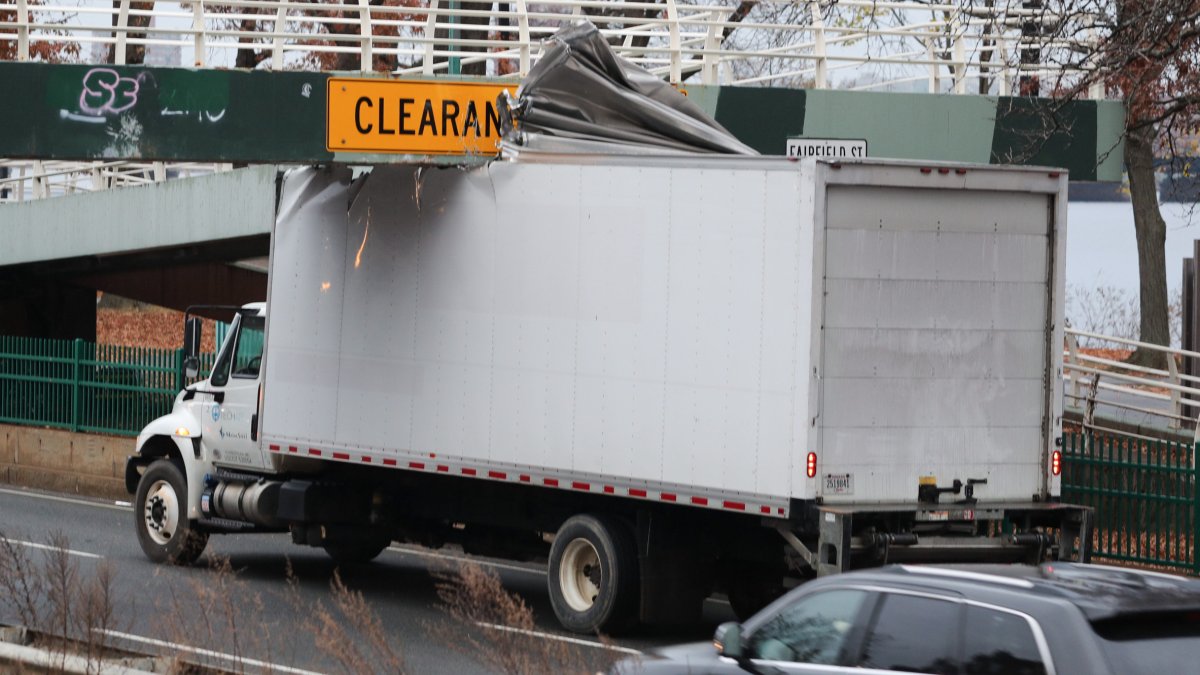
left=134, top=459, right=209, bottom=565
left=548, top=514, right=638, bottom=634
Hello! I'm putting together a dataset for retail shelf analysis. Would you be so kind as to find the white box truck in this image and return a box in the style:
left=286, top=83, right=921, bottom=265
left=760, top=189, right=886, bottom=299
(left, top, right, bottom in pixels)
left=127, top=153, right=1090, bottom=633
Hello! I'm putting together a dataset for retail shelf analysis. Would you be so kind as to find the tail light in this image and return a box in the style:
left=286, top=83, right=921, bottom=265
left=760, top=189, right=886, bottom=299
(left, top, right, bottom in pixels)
left=806, top=452, right=817, bottom=478
left=1051, top=450, right=1062, bottom=476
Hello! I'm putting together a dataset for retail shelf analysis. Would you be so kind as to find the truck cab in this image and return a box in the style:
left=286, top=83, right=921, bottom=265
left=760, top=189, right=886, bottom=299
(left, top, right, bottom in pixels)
left=126, top=303, right=270, bottom=564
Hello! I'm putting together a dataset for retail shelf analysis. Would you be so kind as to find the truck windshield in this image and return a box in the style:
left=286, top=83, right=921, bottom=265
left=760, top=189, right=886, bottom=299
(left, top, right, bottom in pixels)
left=1092, top=611, right=1200, bottom=675
left=210, top=315, right=265, bottom=386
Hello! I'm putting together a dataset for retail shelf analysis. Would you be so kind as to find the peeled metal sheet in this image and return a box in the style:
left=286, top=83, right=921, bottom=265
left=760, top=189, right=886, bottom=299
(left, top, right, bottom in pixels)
left=503, top=21, right=757, bottom=155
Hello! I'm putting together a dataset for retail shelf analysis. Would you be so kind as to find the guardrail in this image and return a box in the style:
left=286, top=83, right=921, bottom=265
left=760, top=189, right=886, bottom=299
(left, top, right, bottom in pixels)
left=1, top=0, right=1103, bottom=92
left=1064, top=328, right=1200, bottom=444
left=0, top=160, right=231, bottom=203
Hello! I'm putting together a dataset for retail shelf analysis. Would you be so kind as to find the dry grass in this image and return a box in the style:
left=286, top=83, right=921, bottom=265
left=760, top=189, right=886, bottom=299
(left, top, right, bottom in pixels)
left=428, top=561, right=623, bottom=675
left=0, top=532, right=636, bottom=674
left=158, top=554, right=278, bottom=674
left=285, top=562, right=404, bottom=675
left=155, top=554, right=406, bottom=674
left=0, top=530, right=124, bottom=674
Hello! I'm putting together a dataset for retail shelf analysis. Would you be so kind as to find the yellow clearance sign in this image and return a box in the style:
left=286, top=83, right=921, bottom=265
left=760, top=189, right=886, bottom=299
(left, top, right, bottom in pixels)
left=327, top=78, right=510, bottom=155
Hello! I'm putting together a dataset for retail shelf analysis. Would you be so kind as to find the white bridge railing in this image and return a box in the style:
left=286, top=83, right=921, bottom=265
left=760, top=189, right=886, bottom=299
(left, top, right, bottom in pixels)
left=1, top=0, right=1103, bottom=92
left=0, top=1, right=1106, bottom=202
left=1065, top=328, right=1200, bottom=443
left=0, top=159, right=231, bottom=202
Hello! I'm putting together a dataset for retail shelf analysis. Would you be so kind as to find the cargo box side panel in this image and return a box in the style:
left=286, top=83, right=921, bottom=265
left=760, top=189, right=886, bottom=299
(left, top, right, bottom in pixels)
left=652, top=166, right=809, bottom=498
left=818, top=184, right=1053, bottom=503
left=262, top=170, right=351, bottom=446
left=330, top=167, right=429, bottom=455
left=268, top=160, right=808, bottom=507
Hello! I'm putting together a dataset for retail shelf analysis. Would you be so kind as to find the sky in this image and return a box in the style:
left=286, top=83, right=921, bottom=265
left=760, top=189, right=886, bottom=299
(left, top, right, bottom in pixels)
left=1067, top=201, right=1200, bottom=298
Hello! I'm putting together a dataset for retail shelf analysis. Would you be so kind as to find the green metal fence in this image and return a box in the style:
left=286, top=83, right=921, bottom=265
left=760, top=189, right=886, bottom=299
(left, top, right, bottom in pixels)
left=0, top=336, right=213, bottom=437
left=1063, top=432, right=1198, bottom=575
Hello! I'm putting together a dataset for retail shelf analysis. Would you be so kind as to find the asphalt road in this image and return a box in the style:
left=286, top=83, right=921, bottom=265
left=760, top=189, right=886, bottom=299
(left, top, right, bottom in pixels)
left=0, top=485, right=732, bottom=674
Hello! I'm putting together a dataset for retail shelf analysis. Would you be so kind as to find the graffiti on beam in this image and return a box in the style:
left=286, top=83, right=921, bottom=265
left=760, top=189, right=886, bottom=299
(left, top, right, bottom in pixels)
left=3, top=62, right=332, bottom=162
left=61, top=68, right=227, bottom=127
left=80, top=68, right=140, bottom=115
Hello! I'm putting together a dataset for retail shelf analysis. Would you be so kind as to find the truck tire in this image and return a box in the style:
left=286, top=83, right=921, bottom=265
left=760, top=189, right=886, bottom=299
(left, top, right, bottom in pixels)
left=323, top=539, right=389, bottom=566
left=134, top=459, right=209, bottom=565
left=548, top=514, right=638, bottom=635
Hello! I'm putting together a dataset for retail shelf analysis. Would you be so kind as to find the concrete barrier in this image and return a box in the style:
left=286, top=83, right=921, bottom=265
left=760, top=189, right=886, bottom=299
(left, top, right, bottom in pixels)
left=0, top=424, right=131, bottom=501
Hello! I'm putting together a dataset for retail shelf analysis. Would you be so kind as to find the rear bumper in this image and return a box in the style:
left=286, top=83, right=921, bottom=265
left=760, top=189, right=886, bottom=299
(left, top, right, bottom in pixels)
left=785, top=501, right=1093, bottom=575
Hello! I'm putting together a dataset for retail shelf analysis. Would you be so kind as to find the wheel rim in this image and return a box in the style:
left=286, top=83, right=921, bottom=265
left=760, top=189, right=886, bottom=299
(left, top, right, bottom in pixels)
left=559, top=538, right=602, bottom=612
left=143, top=479, right=179, bottom=546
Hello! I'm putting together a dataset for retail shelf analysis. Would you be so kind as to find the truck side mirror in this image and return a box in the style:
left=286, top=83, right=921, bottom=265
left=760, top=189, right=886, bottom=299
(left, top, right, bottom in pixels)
left=183, top=356, right=200, bottom=380
left=183, top=317, right=202, bottom=359
left=713, top=621, right=744, bottom=659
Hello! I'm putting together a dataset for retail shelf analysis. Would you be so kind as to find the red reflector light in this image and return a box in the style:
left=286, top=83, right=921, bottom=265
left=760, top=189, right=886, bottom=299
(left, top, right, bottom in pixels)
left=1052, top=450, right=1062, bottom=476
left=920, top=167, right=932, bottom=174
left=806, top=452, right=817, bottom=478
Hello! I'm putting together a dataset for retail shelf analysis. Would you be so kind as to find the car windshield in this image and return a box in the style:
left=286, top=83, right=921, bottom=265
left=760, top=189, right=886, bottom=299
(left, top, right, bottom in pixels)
left=1092, top=611, right=1200, bottom=675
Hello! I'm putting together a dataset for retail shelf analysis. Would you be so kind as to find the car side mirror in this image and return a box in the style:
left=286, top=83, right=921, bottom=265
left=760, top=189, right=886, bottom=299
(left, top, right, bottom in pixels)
left=183, top=317, right=202, bottom=359
left=713, top=621, right=744, bottom=659
left=183, top=355, right=200, bottom=380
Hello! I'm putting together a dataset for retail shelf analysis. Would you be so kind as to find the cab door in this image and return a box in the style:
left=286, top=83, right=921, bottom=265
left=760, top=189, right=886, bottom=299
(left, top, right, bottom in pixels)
left=202, top=315, right=267, bottom=470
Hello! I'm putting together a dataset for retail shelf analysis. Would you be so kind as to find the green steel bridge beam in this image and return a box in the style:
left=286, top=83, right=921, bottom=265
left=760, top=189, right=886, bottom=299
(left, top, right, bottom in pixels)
left=0, top=63, right=1124, bottom=181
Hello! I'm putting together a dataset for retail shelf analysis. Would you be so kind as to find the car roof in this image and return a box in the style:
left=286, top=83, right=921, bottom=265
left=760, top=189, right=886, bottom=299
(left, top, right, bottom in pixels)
left=819, top=563, right=1200, bottom=621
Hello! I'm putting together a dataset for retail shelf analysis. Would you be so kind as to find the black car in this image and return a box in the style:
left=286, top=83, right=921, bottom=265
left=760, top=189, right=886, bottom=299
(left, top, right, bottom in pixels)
left=615, top=563, right=1200, bottom=674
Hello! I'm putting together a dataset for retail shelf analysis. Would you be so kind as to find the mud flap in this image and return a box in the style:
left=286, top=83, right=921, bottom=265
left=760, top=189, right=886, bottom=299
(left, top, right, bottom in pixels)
left=1057, top=506, right=1094, bottom=562
left=817, top=508, right=853, bottom=576
left=636, top=511, right=715, bottom=625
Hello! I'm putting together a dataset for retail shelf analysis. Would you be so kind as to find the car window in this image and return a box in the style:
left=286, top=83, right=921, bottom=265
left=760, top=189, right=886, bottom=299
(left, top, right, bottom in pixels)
left=748, top=589, right=868, bottom=665
left=1092, top=611, right=1200, bottom=675
left=962, top=605, right=1047, bottom=675
left=856, top=593, right=960, bottom=674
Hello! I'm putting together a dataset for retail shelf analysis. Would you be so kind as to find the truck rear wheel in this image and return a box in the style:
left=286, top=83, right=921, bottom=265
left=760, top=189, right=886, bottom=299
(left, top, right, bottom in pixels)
left=134, top=459, right=208, bottom=565
left=548, top=514, right=638, bottom=634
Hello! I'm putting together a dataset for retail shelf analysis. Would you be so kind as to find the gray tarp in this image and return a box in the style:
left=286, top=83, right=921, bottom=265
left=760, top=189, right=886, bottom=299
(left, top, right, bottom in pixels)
left=503, top=21, right=758, bottom=155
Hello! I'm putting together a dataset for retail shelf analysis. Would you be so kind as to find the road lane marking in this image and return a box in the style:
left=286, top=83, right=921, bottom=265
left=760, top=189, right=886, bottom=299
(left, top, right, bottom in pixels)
left=1, top=537, right=103, bottom=560
left=473, top=622, right=642, bottom=655
left=0, top=486, right=132, bottom=512
left=98, top=629, right=325, bottom=675
left=387, top=545, right=547, bottom=576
